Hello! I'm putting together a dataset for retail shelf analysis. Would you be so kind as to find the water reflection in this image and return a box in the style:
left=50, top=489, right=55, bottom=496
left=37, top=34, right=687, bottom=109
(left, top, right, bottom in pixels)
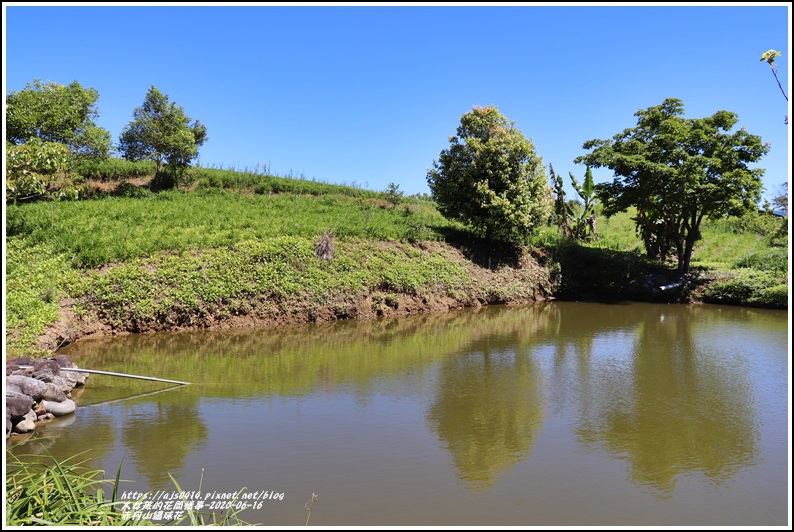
left=8, top=302, right=785, bottom=523
left=119, top=400, right=208, bottom=486
left=573, top=304, right=758, bottom=496
left=427, top=347, right=544, bottom=488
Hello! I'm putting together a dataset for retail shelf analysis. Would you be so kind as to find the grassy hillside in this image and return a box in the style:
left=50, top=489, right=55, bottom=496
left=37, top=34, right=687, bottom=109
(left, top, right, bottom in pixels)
left=5, top=160, right=788, bottom=358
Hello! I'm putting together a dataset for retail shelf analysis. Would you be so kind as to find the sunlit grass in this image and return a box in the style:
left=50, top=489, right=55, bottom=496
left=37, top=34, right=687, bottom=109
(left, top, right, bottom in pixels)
left=5, top=448, right=255, bottom=526
left=7, top=188, right=461, bottom=268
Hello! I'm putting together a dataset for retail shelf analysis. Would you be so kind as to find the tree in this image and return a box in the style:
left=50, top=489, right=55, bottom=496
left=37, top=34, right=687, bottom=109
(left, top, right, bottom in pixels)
left=771, top=181, right=788, bottom=215
left=118, top=86, right=207, bottom=189
left=575, top=98, right=769, bottom=274
left=549, top=164, right=572, bottom=238
left=426, top=106, right=552, bottom=243
left=384, top=182, right=403, bottom=208
left=6, top=79, right=112, bottom=158
left=550, top=164, right=598, bottom=241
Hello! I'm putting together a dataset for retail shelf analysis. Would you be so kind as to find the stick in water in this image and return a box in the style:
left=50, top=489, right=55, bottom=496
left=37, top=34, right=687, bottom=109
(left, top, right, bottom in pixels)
left=18, top=366, right=189, bottom=386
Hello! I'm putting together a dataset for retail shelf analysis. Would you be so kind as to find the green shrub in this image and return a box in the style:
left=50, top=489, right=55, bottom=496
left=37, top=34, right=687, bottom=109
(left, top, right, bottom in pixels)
left=722, top=210, right=782, bottom=236
left=734, top=248, right=788, bottom=275
left=71, top=158, right=156, bottom=180
left=702, top=269, right=781, bottom=306
left=754, top=284, right=788, bottom=307
left=6, top=140, right=80, bottom=202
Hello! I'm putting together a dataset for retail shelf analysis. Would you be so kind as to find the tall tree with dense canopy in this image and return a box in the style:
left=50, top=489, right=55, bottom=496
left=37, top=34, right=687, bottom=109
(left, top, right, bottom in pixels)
left=6, top=79, right=112, bottom=158
left=118, top=86, right=207, bottom=189
left=426, top=106, right=552, bottom=244
left=575, top=98, right=769, bottom=273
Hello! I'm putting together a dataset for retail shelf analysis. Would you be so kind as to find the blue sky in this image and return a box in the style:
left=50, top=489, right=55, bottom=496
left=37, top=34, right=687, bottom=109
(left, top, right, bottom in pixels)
left=3, top=3, right=791, bottom=201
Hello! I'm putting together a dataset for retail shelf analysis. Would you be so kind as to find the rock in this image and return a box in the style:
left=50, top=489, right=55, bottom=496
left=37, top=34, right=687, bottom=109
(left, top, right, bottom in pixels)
left=53, top=354, right=75, bottom=368
left=60, top=372, right=78, bottom=389
left=33, top=359, right=61, bottom=378
left=8, top=356, right=34, bottom=367
left=37, top=413, right=56, bottom=422
left=45, top=399, right=76, bottom=417
left=34, top=400, right=47, bottom=416
left=33, top=369, right=56, bottom=383
left=6, top=363, right=20, bottom=376
left=50, top=375, right=75, bottom=394
left=6, top=416, right=11, bottom=438
left=7, top=375, right=48, bottom=401
left=42, top=382, right=68, bottom=402
left=6, top=391, right=33, bottom=419
left=67, top=370, right=88, bottom=387
left=6, top=382, right=24, bottom=396
left=13, top=419, right=36, bottom=433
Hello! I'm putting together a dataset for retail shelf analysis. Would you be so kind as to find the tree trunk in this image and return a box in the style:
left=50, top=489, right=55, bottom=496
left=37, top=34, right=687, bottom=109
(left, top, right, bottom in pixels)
left=679, top=216, right=702, bottom=274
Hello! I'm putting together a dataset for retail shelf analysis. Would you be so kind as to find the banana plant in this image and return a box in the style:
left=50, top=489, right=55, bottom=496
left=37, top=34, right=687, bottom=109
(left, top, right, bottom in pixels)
left=549, top=164, right=572, bottom=237
left=568, top=166, right=598, bottom=241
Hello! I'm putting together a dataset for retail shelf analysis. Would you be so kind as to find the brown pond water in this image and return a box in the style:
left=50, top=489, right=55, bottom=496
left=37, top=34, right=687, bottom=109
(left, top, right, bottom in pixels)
left=8, top=302, right=789, bottom=526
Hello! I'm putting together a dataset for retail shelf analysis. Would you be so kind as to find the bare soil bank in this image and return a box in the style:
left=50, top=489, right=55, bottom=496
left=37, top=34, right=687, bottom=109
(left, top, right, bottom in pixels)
left=34, top=241, right=556, bottom=352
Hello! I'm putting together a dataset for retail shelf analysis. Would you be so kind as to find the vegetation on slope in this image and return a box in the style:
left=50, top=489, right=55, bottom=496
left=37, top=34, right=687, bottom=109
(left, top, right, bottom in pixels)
left=5, top=162, right=788, bottom=359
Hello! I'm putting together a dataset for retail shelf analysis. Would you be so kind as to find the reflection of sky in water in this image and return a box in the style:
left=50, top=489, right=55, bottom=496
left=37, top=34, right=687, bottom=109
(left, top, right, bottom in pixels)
left=11, top=302, right=788, bottom=526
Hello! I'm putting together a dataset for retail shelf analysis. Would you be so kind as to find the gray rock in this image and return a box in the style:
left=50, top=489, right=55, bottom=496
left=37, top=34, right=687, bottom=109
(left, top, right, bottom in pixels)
left=50, top=375, right=74, bottom=394
left=45, top=399, right=76, bottom=417
left=68, top=370, right=87, bottom=387
left=7, top=375, right=48, bottom=401
left=54, top=354, right=75, bottom=368
left=6, top=382, right=24, bottom=396
left=37, top=413, right=56, bottom=422
left=6, top=392, right=33, bottom=418
left=32, top=359, right=61, bottom=379
left=13, top=419, right=36, bottom=433
left=42, top=382, right=67, bottom=402
left=6, top=395, right=33, bottom=420
left=8, top=356, right=34, bottom=367
left=33, top=369, right=56, bottom=383
left=60, top=372, right=78, bottom=389
left=6, top=416, right=11, bottom=438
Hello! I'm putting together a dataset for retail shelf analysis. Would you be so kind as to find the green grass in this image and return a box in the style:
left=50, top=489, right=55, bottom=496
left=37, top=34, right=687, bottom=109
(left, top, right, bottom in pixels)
left=4, top=184, right=473, bottom=355
left=7, top=188, right=462, bottom=268
left=190, top=165, right=384, bottom=198
left=5, top=448, right=254, bottom=526
left=73, top=237, right=473, bottom=331
left=701, top=268, right=788, bottom=307
left=71, top=157, right=157, bottom=181
left=6, top=449, right=143, bottom=526
left=5, top=238, right=81, bottom=355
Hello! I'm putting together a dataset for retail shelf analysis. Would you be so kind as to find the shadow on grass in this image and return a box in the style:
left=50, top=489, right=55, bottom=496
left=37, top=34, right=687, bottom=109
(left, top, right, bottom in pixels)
left=546, top=239, right=681, bottom=301
left=431, top=225, right=525, bottom=270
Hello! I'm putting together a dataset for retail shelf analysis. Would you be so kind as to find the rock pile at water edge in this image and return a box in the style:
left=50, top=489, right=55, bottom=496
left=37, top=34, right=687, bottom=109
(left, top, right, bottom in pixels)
left=5, top=355, right=88, bottom=438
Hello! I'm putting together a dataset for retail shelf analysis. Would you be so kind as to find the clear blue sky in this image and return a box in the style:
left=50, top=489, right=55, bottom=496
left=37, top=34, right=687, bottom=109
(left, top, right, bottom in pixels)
left=3, top=3, right=791, bottom=201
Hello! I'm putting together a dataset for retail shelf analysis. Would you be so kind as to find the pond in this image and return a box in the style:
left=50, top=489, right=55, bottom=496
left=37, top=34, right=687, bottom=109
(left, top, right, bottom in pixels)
left=8, top=302, right=789, bottom=526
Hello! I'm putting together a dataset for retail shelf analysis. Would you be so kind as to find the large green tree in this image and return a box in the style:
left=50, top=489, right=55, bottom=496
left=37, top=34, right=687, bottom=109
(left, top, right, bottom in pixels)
left=6, top=79, right=112, bottom=158
left=118, top=86, right=207, bottom=189
left=426, top=106, right=552, bottom=243
left=575, top=98, right=769, bottom=273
